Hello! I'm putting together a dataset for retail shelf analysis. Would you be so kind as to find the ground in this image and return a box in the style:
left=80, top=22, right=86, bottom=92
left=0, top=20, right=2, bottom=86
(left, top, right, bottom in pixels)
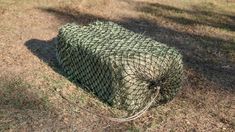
left=0, top=0, right=234, bottom=131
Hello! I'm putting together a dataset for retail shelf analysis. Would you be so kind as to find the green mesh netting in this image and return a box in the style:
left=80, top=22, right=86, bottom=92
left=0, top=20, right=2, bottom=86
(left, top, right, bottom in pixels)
left=56, top=21, right=183, bottom=114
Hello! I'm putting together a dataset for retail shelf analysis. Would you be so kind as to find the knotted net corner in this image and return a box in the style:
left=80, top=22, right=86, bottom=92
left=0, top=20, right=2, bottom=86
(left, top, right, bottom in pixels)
left=56, top=21, right=183, bottom=114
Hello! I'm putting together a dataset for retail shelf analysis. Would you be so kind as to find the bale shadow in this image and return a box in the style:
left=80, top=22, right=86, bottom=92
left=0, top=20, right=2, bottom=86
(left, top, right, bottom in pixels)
left=24, top=38, right=63, bottom=75
left=25, top=38, right=115, bottom=105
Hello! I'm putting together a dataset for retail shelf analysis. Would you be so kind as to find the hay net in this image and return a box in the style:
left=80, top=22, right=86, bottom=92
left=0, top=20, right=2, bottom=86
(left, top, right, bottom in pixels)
left=56, top=21, right=183, bottom=114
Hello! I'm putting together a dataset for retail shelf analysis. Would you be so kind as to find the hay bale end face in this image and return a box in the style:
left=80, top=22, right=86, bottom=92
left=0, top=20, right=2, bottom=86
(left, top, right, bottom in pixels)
left=56, top=21, right=183, bottom=113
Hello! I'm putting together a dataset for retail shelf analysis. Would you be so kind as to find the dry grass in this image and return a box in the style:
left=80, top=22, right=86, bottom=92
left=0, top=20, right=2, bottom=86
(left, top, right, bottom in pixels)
left=0, top=75, right=49, bottom=110
left=0, top=0, right=235, bottom=131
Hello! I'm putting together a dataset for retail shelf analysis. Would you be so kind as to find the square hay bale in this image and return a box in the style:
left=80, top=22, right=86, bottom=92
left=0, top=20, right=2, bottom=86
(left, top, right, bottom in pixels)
left=56, top=21, right=183, bottom=112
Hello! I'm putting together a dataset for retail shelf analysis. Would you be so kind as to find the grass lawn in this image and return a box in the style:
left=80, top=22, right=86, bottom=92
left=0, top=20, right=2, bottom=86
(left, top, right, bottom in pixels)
left=0, top=0, right=234, bottom=131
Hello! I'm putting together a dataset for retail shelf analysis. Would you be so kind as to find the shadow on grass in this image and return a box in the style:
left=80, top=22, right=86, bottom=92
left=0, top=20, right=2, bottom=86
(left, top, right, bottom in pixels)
left=0, top=74, right=72, bottom=131
left=38, top=7, right=105, bottom=25
left=0, top=75, right=49, bottom=110
left=138, top=2, right=235, bottom=31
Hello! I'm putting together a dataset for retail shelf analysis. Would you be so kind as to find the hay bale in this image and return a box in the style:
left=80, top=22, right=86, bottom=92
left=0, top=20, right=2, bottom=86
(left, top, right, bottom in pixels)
left=56, top=21, right=183, bottom=113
